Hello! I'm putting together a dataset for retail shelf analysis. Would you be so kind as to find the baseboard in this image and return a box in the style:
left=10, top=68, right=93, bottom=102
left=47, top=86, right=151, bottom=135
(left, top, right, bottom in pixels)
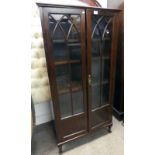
left=35, top=113, right=52, bottom=125
left=34, top=120, right=55, bottom=128
left=113, top=107, right=124, bottom=121
left=34, top=101, right=54, bottom=126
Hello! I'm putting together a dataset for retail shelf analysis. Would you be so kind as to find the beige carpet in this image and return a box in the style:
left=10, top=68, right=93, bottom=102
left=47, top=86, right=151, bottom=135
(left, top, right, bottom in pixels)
left=32, top=117, right=124, bottom=155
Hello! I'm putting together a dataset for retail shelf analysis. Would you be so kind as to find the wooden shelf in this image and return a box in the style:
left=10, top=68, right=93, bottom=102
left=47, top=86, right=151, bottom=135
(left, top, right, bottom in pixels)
left=57, top=82, right=82, bottom=94
left=91, top=80, right=109, bottom=86
left=92, top=56, right=110, bottom=60
left=92, top=37, right=111, bottom=42
left=68, top=43, right=81, bottom=46
left=56, top=75, right=70, bottom=81
left=53, top=39, right=81, bottom=44
left=54, top=59, right=81, bottom=65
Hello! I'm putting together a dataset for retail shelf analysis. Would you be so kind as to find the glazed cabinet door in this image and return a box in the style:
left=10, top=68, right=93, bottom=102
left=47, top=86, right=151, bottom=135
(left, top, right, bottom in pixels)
left=86, top=9, right=118, bottom=131
left=39, top=7, right=87, bottom=142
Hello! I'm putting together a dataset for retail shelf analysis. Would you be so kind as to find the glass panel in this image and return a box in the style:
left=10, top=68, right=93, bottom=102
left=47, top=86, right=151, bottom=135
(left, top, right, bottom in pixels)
left=53, top=25, right=65, bottom=41
left=104, top=22, right=112, bottom=39
left=49, top=14, right=69, bottom=41
left=53, top=43, right=68, bottom=61
left=60, top=16, right=71, bottom=35
left=68, top=15, right=81, bottom=41
left=98, top=18, right=107, bottom=32
left=69, top=15, right=84, bottom=115
left=55, top=65, right=70, bottom=94
left=71, top=63, right=82, bottom=82
left=103, top=59, right=110, bottom=81
left=71, top=62, right=84, bottom=114
left=91, top=85, right=100, bottom=109
left=69, top=45, right=81, bottom=60
left=72, top=91, right=83, bottom=114
left=92, top=41, right=100, bottom=57
left=92, top=16, right=101, bottom=39
left=91, top=16, right=102, bottom=109
left=101, top=83, right=109, bottom=105
left=103, top=40, right=111, bottom=57
left=48, top=13, right=84, bottom=118
left=91, top=15, right=113, bottom=109
left=91, top=58, right=100, bottom=84
left=59, top=93, right=72, bottom=118
left=91, top=55, right=101, bottom=109
left=48, top=14, right=57, bottom=31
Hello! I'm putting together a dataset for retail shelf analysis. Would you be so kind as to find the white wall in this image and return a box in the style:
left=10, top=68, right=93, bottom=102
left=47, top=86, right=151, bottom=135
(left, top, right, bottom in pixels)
left=107, top=0, right=123, bottom=9
left=34, top=101, right=54, bottom=125
left=98, top=0, right=107, bottom=8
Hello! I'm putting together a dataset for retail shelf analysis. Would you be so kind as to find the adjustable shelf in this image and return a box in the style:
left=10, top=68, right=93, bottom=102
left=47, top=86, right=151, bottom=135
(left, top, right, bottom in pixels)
left=92, top=56, right=110, bottom=60
left=57, top=82, right=82, bottom=95
left=91, top=80, right=109, bottom=86
left=54, top=59, right=81, bottom=65
left=68, top=42, right=81, bottom=46
left=92, top=37, right=111, bottom=42
left=53, top=39, right=81, bottom=44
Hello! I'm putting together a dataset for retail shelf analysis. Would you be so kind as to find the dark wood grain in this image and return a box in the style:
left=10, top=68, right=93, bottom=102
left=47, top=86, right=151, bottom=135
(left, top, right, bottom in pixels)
left=37, top=3, right=121, bottom=152
left=107, top=0, right=124, bottom=120
left=86, top=9, right=118, bottom=131
left=37, top=3, right=122, bottom=11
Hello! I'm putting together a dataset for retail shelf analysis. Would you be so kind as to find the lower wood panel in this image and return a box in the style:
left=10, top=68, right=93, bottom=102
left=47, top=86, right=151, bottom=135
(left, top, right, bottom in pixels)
left=91, top=106, right=112, bottom=130
left=59, top=113, right=87, bottom=140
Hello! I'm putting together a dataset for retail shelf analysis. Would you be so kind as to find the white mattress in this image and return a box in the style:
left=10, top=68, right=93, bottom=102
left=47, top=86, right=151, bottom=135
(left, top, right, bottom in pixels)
left=31, top=4, right=51, bottom=104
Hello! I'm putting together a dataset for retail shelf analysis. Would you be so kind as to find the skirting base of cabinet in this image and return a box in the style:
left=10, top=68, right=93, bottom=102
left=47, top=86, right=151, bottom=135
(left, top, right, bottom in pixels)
left=113, top=107, right=124, bottom=121
left=57, top=122, right=112, bottom=153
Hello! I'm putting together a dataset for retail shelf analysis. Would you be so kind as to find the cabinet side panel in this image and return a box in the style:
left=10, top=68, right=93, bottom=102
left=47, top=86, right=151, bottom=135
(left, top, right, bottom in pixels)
left=38, top=6, right=61, bottom=141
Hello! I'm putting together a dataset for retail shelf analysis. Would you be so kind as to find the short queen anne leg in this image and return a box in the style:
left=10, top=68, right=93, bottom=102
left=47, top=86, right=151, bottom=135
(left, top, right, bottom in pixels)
left=108, top=124, right=112, bottom=133
left=58, top=145, right=62, bottom=153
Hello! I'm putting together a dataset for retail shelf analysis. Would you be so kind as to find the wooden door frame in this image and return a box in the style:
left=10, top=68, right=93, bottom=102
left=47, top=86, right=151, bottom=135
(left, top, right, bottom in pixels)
left=38, top=6, right=88, bottom=142
left=86, top=9, right=119, bottom=131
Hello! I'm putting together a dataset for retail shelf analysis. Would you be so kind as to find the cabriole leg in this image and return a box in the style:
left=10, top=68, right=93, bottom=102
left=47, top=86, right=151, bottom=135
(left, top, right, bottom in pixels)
left=58, top=145, right=62, bottom=153
left=108, top=125, right=112, bottom=133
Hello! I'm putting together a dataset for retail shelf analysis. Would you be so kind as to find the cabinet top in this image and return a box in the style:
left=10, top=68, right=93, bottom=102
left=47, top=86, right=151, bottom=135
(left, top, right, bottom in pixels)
left=36, top=3, right=122, bottom=12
